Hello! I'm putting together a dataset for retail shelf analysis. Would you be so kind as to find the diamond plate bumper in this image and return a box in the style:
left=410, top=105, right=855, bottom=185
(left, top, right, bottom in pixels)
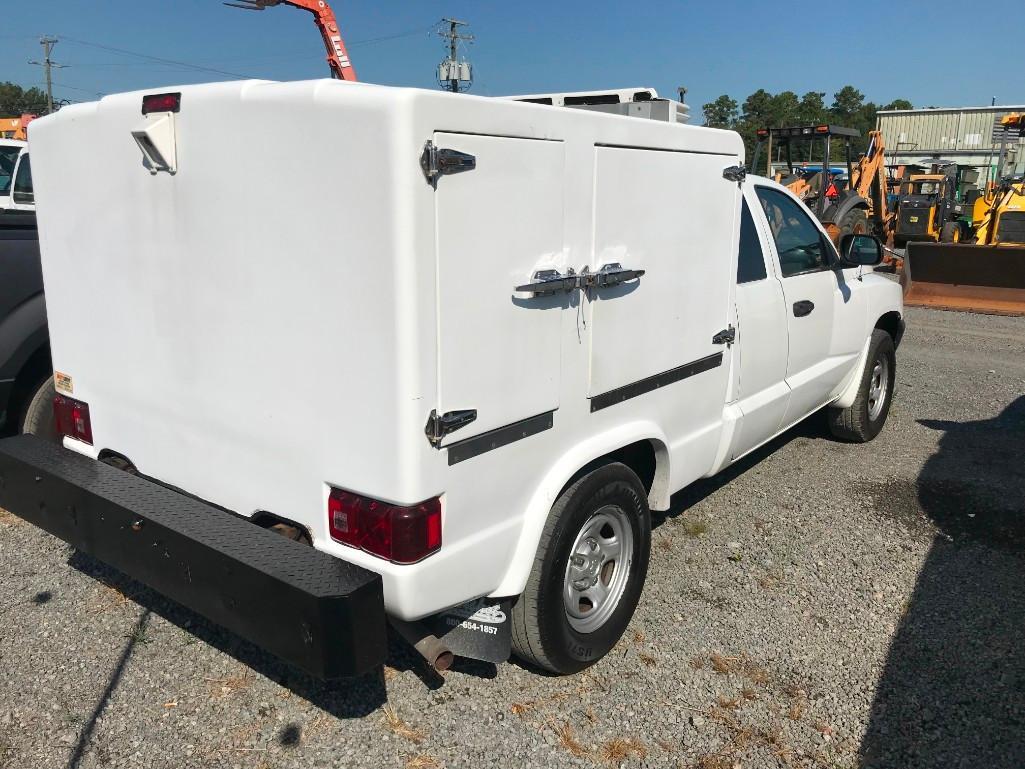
left=0, top=435, right=387, bottom=679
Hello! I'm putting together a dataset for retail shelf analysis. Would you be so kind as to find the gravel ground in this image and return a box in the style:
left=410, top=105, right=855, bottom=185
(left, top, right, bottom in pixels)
left=1, top=305, right=1023, bottom=769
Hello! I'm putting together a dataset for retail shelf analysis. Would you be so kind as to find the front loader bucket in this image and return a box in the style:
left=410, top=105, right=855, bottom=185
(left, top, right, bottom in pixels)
left=902, top=242, right=1025, bottom=316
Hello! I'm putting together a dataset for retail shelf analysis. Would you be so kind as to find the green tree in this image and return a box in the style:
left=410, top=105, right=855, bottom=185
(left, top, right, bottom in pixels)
left=831, top=85, right=865, bottom=121
left=0, top=82, right=48, bottom=115
left=797, top=91, right=827, bottom=124
left=702, top=94, right=738, bottom=128
left=883, top=98, right=913, bottom=111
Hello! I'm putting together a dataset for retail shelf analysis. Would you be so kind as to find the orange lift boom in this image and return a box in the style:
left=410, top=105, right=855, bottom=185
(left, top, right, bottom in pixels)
left=225, top=0, right=357, bottom=81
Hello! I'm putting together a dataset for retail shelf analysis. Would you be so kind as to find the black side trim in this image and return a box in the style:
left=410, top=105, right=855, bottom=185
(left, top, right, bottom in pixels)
left=446, top=411, right=554, bottom=466
left=589, top=353, right=724, bottom=412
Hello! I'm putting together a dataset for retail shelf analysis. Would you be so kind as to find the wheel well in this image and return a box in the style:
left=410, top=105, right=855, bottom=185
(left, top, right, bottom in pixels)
left=5, top=343, right=51, bottom=432
left=875, top=311, right=904, bottom=347
left=251, top=511, right=313, bottom=540
left=558, top=439, right=669, bottom=508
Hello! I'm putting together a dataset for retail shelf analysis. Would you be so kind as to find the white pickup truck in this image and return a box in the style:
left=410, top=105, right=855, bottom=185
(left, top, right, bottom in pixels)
left=0, top=81, right=902, bottom=678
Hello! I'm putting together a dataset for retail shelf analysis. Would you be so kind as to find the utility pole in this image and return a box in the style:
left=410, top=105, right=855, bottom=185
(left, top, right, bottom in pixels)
left=28, top=36, right=66, bottom=114
left=436, top=18, right=473, bottom=93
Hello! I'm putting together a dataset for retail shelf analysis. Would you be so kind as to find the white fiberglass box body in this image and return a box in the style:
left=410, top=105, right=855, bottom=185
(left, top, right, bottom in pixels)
left=29, top=79, right=756, bottom=619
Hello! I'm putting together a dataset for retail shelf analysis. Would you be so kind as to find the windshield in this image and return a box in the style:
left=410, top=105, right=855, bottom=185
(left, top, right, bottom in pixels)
left=0, top=146, right=21, bottom=196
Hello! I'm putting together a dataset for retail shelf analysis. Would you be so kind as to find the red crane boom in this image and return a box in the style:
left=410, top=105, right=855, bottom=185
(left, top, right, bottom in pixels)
left=224, top=0, right=357, bottom=81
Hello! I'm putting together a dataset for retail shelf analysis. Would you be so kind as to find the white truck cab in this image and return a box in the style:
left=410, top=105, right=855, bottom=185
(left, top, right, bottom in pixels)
left=1, top=80, right=902, bottom=678
left=0, top=139, right=34, bottom=212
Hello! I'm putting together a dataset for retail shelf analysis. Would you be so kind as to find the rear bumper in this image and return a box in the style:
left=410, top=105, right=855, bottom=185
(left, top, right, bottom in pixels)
left=0, top=435, right=387, bottom=679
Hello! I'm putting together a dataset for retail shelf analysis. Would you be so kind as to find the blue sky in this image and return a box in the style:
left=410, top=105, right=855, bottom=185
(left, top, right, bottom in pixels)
left=2, top=0, right=1021, bottom=115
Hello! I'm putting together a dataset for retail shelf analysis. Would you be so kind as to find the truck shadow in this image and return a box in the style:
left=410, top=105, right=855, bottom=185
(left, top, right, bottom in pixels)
left=62, top=549, right=454, bottom=753
left=858, top=396, right=1025, bottom=768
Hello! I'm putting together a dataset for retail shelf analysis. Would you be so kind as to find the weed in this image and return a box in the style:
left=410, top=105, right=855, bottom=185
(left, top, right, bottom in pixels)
left=682, top=519, right=709, bottom=537
left=382, top=706, right=426, bottom=744
left=405, top=754, right=440, bottom=769
left=598, top=737, right=646, bottom=763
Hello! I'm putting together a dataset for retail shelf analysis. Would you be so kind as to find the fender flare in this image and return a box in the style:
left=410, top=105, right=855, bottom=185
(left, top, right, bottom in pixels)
left=490, top=421, right=670, bottom=598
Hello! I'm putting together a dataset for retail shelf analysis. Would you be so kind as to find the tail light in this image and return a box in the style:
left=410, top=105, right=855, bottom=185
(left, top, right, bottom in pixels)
left=53, top=395, right=93, bottom=445
left=328, top=488, right=441, bottom=564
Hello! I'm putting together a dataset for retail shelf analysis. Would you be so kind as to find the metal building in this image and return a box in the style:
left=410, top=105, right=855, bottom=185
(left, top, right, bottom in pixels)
left=876, top=105, right=1025, bottom=184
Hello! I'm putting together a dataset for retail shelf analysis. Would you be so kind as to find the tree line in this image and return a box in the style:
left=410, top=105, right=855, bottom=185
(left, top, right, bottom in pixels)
left=0, top=82, right=55, bottom=116
left=702, top=86, right=913, bottom=161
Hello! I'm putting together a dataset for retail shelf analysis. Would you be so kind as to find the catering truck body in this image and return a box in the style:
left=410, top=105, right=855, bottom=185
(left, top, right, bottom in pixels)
left=0, top=79, right=903, bottom=677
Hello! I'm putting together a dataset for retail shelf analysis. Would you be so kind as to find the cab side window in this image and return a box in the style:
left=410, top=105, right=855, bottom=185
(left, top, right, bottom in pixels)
left=755, top=187, right=829, bottom=277
left=737, top=199, right=767, bottom=284
left=12, top=154, right=33, bottom=204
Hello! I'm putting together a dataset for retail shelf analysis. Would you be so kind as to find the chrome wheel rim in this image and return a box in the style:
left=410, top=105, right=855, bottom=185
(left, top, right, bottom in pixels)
left=563, top=505, right=634, bottom=633
left=868, top=354, right=889, bottom=421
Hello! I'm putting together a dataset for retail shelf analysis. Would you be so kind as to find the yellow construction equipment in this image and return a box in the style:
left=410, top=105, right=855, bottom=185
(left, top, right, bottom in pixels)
left=902, top=113, right=1025, bottom=315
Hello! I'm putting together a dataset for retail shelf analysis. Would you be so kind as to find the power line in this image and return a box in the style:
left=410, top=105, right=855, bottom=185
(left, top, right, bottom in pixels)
left=436, top=18, right=473, bottom=93
left=59, top=35, right=256, bottom=80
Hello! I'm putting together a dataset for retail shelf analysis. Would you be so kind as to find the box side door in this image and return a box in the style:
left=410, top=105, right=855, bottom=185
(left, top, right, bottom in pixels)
left=434, top=132, right=565, bottom=446
left=588, top=146, right=739, bottom=419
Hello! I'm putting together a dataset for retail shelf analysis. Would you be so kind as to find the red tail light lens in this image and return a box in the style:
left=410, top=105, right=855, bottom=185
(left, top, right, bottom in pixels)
left=328, top=489, right=441, bottom=564
left=141, top=92, right=181, bottom=115
left=53, top=395, right=93, bottom=445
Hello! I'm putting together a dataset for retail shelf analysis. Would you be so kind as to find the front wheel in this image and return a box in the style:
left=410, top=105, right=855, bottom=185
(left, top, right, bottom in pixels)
left=827, top=329, right=896, bottom=442
left=511, top=463, right=651, bottom=674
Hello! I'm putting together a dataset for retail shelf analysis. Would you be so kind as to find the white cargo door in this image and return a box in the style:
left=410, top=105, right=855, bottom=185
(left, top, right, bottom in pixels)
left=588, top=147, right=739, bottom=410
left=434, top=132, right=565, bottom=445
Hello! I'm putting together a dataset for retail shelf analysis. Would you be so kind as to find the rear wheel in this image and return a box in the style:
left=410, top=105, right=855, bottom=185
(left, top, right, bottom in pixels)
left=20, top=376, right=59, bottom=442
left=511, top=463, right=651, bottom=674
left=838, top=207, right=869, bottom=237
left=827, top=329, right=895, bottom=442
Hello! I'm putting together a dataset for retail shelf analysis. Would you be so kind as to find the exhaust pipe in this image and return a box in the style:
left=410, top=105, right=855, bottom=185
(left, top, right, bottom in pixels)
left=388, top=617, right=454, bottom=672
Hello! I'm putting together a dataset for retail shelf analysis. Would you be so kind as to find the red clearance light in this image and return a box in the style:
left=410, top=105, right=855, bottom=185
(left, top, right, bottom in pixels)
left=142, top=92, right=181, bottom=115
left=328, top=489, right=441, bottom=564
left=53, top=395, right=93, bottom=445
left=756, top=129, right=768, bottom=138
left=815, top=124, right=829, bottom=133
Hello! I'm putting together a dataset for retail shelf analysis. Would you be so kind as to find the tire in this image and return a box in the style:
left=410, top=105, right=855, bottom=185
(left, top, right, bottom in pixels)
left=827, top=329, right=896, bottom=442
left=20, top=376, right=59, bottom=442
left=837, top=207, right=869, bottom=237
left=940, top=221, right=960, bottom=243
left=511, top=463, right=651, bottom=674
left=268, top=522, right=312, bottom=546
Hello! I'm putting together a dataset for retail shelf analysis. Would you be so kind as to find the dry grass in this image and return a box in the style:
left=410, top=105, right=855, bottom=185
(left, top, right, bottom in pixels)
left=655, top=737, right=675, bottom=753
left=814, top=721, right=835, bottom=737
left=87, top=581, right=132, bottom=614
left=632, top=629, right=646, bottom=644
left=551, top=721, right=590, bottom=758
left=707, top=652, right=770, bottom=686
left=656, top=537, right=675, bottom=552
left=382, top=706, right=426, bottom=744
left=206, top=669, right=252, bottom=699
left=510, top=702, right=533, bottom=717
left=638, top=651, right=657, bottom=667
left=405, top=753, right=440, bottom=769
left=695, top=755, right=733, bottom=769
left=741, top=685, right=758, bottom=701
left=689, top=654, right=706, bottom=670
left=597, top=737, right=646, bottom=763
left=716, top=695, right=741, bottom=711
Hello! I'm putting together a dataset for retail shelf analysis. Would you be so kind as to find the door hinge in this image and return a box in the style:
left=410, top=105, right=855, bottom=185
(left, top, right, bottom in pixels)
left=712, top=325, right=736, bottom=346
left=425, top=409, right=478, bottom=447
left=722, top=165, right=746, bottom=184
left=420, top=140, right=477, bottom=185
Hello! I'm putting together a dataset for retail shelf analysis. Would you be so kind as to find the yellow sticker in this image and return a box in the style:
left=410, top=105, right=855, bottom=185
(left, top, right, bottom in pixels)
left=909, top=216, right=918, bottom=223
left=54, top=371, right=73, bottom=394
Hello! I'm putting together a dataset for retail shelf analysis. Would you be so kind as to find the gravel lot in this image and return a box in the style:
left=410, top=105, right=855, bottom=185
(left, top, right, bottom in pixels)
left=2, top=305, right=1023, bottom=769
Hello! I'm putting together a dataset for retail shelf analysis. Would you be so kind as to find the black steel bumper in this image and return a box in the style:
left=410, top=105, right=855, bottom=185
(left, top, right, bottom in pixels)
left=0, top=435, right=387, bottom=679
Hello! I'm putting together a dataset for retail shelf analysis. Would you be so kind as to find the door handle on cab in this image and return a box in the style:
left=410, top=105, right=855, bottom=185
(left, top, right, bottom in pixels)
left=792, top=300, right=815, bottom=317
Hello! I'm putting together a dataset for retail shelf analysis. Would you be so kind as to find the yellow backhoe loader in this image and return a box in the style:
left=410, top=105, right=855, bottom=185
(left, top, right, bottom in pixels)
left=903, top=113, right=1025, bottom=316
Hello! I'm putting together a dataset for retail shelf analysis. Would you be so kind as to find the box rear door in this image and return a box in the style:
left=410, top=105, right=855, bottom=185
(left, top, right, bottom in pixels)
left=433, top=132, right=565, bottom=446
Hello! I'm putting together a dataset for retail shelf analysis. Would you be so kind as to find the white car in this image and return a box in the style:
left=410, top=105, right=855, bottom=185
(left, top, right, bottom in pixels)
left=0, top=81, right=903, bottom=678
left=0, top=138, right=33, bottom=212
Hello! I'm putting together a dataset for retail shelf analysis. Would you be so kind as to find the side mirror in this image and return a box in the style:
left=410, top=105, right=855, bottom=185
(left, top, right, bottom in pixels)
left=838, top=233, right=882, bottom=267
